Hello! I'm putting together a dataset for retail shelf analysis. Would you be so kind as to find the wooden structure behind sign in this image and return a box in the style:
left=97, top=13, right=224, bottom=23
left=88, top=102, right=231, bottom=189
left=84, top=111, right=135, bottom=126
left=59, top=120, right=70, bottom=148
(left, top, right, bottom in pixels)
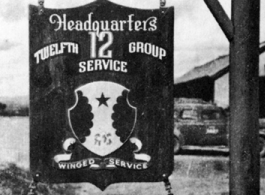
left=29, top=0, right=174, bottom=190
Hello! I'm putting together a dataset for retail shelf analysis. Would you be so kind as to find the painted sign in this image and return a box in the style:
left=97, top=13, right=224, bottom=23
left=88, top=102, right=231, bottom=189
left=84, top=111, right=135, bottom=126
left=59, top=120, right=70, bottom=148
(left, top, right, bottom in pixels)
left=30, top=0, right=174, bottom=190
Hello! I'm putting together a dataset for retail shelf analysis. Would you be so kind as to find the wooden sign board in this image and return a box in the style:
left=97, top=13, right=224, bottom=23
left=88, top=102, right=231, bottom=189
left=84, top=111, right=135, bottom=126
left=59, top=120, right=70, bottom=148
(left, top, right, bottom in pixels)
left=30, top=0, right=174, bottom=190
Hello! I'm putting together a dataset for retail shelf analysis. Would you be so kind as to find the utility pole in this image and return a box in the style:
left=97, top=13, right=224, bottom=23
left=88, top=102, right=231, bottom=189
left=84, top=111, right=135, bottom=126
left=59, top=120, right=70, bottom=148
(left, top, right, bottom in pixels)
left=230, top=0, right=260, bottom=194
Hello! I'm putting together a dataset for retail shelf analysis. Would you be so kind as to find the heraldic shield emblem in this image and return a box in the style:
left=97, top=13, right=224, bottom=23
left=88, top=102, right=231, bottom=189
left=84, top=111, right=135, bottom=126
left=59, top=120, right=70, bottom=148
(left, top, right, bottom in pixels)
left=68, top=81, right=137, bottom=156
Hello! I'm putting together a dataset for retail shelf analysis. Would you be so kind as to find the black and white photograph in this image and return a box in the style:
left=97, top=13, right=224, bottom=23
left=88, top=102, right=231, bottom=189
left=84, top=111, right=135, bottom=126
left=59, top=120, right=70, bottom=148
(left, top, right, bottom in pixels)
left=0, top=0, right=265, bottom=194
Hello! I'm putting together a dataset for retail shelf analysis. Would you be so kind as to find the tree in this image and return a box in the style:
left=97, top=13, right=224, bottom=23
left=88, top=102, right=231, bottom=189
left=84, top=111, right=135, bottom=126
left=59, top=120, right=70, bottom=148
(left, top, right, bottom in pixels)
left=0, top=102, right=6, bottom=111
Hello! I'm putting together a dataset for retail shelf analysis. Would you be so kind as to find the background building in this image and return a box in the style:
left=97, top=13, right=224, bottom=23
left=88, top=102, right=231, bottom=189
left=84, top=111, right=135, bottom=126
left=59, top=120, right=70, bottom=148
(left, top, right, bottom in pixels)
left=175, top=42, right=265, bottom=117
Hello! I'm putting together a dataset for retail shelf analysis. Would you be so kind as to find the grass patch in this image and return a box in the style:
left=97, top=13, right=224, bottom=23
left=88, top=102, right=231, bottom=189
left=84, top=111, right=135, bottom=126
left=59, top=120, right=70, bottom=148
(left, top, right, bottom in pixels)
left=0, top=163, right=78, bottom=195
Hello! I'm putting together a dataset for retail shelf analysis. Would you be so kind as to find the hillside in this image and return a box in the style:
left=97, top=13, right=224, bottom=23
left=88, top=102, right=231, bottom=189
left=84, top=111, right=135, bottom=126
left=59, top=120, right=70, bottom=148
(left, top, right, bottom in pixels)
left=0, top=96, right=29, bottom=116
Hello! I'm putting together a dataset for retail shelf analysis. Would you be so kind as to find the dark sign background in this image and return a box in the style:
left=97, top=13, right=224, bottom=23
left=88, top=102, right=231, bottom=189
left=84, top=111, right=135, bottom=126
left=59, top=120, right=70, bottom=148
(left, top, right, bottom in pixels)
left=30, top=0, right=174, bottom=190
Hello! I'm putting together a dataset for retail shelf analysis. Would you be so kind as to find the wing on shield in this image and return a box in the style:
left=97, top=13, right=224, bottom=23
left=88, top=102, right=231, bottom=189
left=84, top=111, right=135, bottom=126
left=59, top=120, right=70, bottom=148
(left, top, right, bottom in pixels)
left=112, top=90, right=136, bottom=143
left=69, top=91, right=94, bottom=143
left=68, top=81, right=137, bottom=156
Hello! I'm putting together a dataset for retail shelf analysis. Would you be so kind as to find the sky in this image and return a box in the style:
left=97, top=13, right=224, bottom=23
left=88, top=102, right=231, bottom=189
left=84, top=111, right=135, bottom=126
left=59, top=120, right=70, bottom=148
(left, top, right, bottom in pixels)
left=0, top=0, right=264, bottom=97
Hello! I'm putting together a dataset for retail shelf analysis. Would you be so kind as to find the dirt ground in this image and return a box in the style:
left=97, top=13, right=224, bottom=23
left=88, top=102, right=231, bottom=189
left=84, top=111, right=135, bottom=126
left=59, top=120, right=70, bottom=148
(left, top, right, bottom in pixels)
left=65, top=155, right=265, bottom=195
left=72, top=174, right=230, bottom=195
left=1, top=117, right=265, bottom=194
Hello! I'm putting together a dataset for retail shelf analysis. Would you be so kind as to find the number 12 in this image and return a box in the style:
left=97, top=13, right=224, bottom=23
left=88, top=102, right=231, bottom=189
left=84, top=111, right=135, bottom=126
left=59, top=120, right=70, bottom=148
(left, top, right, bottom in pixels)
left=89, top=32, right=113, bottom=58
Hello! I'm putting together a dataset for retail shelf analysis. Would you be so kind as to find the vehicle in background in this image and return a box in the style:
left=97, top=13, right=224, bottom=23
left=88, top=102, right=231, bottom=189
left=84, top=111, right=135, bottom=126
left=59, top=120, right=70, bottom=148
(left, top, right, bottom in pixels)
left=174, top=98, right=265, bottom=157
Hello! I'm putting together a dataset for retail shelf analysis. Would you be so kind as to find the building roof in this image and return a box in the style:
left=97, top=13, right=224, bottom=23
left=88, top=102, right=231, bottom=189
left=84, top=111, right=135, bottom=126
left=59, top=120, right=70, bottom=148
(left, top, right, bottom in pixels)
left=175, top=42, right=265, bottom=84
left=175, top=55, right=229, bottom=84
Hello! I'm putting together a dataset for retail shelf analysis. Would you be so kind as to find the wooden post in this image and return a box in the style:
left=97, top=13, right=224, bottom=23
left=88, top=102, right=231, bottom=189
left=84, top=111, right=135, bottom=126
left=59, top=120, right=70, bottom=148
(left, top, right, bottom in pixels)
left=230, top=0, right=260, bottom=194
left=204, top=0, right=233, bottom=42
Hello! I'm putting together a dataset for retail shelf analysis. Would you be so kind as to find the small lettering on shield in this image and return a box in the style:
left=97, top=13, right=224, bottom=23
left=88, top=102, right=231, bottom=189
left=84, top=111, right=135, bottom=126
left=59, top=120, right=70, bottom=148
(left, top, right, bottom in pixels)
left=94, top=133, right=112, bottom=146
